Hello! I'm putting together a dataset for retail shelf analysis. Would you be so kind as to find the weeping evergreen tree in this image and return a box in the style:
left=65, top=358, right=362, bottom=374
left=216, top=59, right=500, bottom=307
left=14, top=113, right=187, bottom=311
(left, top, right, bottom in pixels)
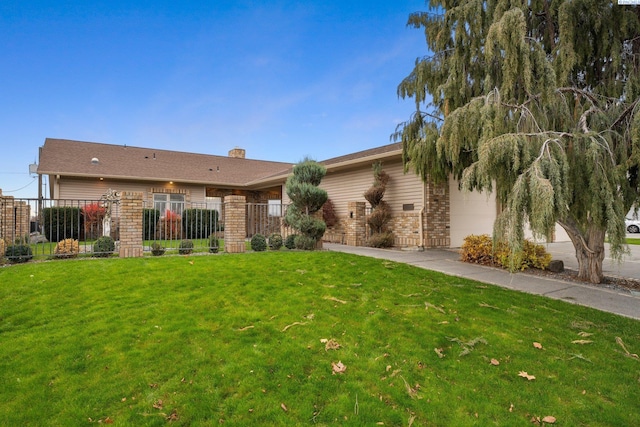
left=285, top=158, right=328, bottom=250
left=395, top=1, right=640, bottom=284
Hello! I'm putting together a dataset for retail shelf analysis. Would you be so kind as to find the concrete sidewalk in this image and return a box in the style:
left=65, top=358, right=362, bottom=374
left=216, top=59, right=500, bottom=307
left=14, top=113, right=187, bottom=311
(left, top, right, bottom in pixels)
left=324, top=243, right=640, bottom=321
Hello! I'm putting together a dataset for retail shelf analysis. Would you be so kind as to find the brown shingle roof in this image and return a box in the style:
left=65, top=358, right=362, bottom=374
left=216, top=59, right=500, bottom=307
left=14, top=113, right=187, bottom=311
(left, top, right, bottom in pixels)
left=37, top=138, right=294, bottom=187
left=321, top=142, right=402, bottom=166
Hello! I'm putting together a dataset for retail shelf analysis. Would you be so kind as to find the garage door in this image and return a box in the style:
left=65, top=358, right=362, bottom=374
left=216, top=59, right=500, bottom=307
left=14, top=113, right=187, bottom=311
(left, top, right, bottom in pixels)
left=448, top=178, right=497, bottom=247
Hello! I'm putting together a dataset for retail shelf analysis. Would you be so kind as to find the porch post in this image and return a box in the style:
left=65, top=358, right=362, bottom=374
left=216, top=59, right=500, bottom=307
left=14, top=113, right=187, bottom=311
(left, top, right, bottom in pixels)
left=224, top=195, right=246, bottom=253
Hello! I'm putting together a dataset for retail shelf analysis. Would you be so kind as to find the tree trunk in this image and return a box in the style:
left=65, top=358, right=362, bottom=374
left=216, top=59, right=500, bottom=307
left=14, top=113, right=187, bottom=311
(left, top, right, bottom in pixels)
left=558, top=220, right=606, bottom=284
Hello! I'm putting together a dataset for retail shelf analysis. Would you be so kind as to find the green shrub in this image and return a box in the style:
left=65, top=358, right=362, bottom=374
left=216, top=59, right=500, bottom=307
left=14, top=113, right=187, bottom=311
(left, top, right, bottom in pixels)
left=368, top=231, right=395, bottom=248
left=54, top=238, right=79, bottom=259
left=178, top=239, right=194, bottom=255
left=251, top=234, right=267, bottom=252
left=43, top=206, right=82, bottom=242
left=460, top=234, right=551, bottom=271
left=268, top=233, right=283, bottom=250
left=182, top=209, right=220, bottom=239
left=5, top=244, right=33, bottom=263
left=93, top=236, right=115, bottom=257
left=208, top=234, right=219, bottom=253
left=143, top=209, right=160, bottom=240
left=150, top=242, right=165, bottom=256
left=294, top=235, right=317, bottom=250
left=460, top=234, right=496, bottom=265
left=284, top=234, right=298, bottom=250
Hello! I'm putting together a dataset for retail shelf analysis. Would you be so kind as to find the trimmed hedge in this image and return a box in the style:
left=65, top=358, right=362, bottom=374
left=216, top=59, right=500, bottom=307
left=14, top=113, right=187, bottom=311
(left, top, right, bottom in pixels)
left=143, top=209, right=161, bottom=240
left=182, top=209, right=220, bottom=239
left=43, top=207, right=82, bottom=242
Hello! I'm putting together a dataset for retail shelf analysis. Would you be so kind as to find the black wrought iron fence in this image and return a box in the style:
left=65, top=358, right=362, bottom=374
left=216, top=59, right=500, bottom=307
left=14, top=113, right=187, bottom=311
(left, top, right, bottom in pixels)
left=142, top=201, right=222, bottom=254
left=246, top=203, right=293, bottom=240
left=0, top=197, right=121, bottom=259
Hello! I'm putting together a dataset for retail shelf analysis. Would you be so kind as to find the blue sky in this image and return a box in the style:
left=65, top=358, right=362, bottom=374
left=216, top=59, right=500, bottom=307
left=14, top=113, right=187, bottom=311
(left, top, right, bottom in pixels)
left=0, top=0, right=428, bottom=198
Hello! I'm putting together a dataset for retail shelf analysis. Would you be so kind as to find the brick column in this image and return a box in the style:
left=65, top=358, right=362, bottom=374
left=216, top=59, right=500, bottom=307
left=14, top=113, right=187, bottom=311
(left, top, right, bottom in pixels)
left=224, top=195, right=246, bottom=253
left=345, top=201, right=366, bottom=246
left=119, top=191, right=144, bottom=258
left=424, top=178, right=450, bottom=248
left=0, top=193, right=15, bottom=243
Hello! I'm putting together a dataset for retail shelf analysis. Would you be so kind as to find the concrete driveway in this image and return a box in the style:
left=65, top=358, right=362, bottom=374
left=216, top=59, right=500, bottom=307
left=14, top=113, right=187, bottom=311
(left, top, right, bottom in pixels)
left=544, top=236, right=640, bottom=280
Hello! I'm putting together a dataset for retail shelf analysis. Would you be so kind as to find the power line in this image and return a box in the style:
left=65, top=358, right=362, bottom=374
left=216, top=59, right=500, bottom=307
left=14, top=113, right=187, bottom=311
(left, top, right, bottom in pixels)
left=4, top=177, right=37, bottom=193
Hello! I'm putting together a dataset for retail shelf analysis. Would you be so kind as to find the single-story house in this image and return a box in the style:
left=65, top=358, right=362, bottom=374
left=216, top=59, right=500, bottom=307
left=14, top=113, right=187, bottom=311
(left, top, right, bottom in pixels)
left=36, top=137, right=538, bottom=248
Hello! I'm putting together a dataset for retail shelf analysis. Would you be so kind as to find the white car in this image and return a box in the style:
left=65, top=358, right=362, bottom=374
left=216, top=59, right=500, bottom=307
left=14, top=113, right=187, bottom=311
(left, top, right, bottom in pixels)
left=626, top=216, right=640, bottom=234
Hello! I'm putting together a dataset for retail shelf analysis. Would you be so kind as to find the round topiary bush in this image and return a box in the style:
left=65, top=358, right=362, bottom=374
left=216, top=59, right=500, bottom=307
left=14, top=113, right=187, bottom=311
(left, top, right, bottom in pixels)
left=179, top=239, right=194, bottom=255
left=284, top=234, right=298, bottom=250
left=5, top=244, right=33, bottom=263
left=150, top=242, right=165, bottom=256
left=268, top=233, right=283, bottom=250
left=208, top=234, right=219, bottom=253
left=93, top=236, right=115, bottom=257
left=251, top=234, right=267, bottom=252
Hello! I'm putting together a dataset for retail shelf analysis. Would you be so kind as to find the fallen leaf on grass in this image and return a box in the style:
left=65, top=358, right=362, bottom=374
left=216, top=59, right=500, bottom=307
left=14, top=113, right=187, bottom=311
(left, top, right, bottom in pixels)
left=578, top=331, right=593, bottom=337
left=238, top=325, right=254, bottom=331
left=616, top=336, right=639, bottom=359
left=322, top=338, right=341, bottom=351
left=509, top=403, right=514, bottom=412
left=104, top=417, right=114, bottom=424
left=434, top=348, right=445, bottom=358
left=324, top=296, right=347, bottom=304
left=518, top=371, right=536, bottom=381
left=479, top=302, right=500, bottom=309
left=281, top=321, right=307, bottom=332
left=542, top=415, right=557, bottom=423
left=332, top=361, right=347, bottom=374
left=533, top=342, right=543, bottom=349
left=153, top=400, right=163, bottom=410
left=280, top=403, right=288, bottom=412
left=400, top=376, right=420, bottom=399
left=572, top=340, right=593, bottom=345
left=166, top=409, right=178, bottom=421
left=490, top=358, right=500, bottom=366
left=424, top=301, right=445, bottom=313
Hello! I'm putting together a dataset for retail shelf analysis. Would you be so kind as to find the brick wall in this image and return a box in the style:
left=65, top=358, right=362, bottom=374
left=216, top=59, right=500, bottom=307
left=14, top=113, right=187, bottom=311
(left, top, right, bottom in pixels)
left=0, top=193, right=31, bottom=243
left=344, top=201, right=366, bottom=246
left=388, top=213, right=422, bottom=247
left=424, top=179, right=450, bottom=248
left=119, top=191, right=144, bottom=257
left=224, top=195, right=246, bottom=253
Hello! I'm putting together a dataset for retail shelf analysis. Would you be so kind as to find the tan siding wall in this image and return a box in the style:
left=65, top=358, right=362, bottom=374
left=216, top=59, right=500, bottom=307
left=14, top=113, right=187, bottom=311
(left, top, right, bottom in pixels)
left=321, top=159, right=423, bottom=216
left=58, top=178, right=207, bottom=203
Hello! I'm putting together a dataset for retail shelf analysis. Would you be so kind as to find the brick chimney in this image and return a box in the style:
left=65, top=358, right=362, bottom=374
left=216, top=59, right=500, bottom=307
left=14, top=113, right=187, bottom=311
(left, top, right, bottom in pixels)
left=228, top=147, right=246, bottom=159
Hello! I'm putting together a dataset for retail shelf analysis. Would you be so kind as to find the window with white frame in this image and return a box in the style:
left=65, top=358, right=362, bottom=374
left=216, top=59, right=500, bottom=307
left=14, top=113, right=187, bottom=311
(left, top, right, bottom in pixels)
left=268, top=199, right=282, bottom=217
left=154, top=193, right=185, bottom=216
left=206, top=196, right=222, bottom=214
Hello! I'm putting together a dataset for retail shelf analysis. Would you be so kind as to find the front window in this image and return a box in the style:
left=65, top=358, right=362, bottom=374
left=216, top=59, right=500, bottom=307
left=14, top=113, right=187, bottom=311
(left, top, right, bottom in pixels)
left=154, top=193, right=185, bottom=216
left=206, top=196, right=222, bottom=214
left=268, top=199, right=282, bottom=217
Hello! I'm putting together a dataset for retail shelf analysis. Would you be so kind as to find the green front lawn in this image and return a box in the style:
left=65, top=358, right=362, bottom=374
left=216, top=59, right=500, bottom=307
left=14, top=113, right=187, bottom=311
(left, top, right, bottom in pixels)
left=0, top=252, right=638, bottom=426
